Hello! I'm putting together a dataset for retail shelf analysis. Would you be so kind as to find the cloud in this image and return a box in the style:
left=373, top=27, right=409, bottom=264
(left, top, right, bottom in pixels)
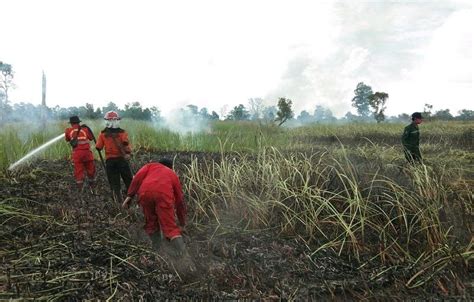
left=265, top=0, right=471, bottom=116
left=2, top=0, right=471, bottom=118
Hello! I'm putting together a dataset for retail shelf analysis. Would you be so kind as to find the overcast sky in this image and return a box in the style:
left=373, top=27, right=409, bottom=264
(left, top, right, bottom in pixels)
left=1, top=0, right=472, bottom=117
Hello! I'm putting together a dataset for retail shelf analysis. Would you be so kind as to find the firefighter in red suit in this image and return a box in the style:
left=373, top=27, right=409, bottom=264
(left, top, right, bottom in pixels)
left=65, top=116, right=96, bottom=192
left=122, top=158, right=187, bottom=256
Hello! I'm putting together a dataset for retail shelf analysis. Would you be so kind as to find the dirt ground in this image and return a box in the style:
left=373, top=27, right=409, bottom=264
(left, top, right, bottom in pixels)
left=1, top=151, right=471, bottom=300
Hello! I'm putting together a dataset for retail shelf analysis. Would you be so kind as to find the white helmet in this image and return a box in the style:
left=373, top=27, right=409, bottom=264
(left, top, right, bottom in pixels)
left=104, top=111, right=121, bottom=120
left=104, top=111, right=121, bottom=128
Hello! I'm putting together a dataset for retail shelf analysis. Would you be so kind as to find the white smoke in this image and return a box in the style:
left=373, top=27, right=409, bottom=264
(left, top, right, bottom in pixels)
left=159, top=107, right=211, bottom=135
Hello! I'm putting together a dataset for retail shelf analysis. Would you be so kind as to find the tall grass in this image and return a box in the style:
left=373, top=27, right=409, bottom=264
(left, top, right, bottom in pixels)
left=182, top=142, right=472, bottom=289
left=1, top=120, right=472, bottom=171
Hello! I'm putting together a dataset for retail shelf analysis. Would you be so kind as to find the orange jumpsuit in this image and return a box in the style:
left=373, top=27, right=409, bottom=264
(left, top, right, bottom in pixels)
left=96, top=128, right=133, bottom=201
left=127, top=163, right=187, bottom=239
left=65, top=125, right=96, bottom=186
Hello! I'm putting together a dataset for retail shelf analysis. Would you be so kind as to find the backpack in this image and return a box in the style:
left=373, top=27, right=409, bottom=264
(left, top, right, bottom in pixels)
left=69, top=126, right=82, bottom=148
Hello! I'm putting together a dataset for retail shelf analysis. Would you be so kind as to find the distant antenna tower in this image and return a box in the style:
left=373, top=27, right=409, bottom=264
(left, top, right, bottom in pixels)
left=41, top=70, right=47, bottom=125
left=42, top=70, right=46, bottom=107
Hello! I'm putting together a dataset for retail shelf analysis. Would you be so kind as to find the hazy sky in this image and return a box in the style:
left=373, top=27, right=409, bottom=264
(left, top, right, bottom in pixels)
left=1, top=0, right=472, bottom=117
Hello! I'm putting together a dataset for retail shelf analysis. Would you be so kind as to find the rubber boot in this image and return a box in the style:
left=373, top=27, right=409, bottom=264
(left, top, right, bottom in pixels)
left=150, top=232, right=163, bottom=251
left=170, top=236, right=186, bottom=257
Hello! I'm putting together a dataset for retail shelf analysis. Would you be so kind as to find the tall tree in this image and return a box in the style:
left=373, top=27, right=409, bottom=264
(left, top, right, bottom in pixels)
left=102, top=102, right=119, bottom=115
left=123, top=102, right=151, bottom=120
left=226, top=104, right=250, bottom=120
left=275, top=97, right=294, bottom=126
left=368, top=92, right=389, bottom=123
left=84, top=103, right=96, bottom=120
left=344, top=111, right=358, bottom=121
left=186, top=104, right=199, bottom=115
left=297, top=110, right=312, bottom=124
left=199, top=107, right=211, bottom=119
left=351, top=82, right=373, bottom=117
left=313, top=105, right=335, bottom=122
left=149, top=106, right=162, bottom=122
left=210, top=111, right=220, bottom=120
left=423, top=103, right=433, bottom=120
left=262, top=106, right=277, bottom=122
left=248, top=98, right=265, bottom=120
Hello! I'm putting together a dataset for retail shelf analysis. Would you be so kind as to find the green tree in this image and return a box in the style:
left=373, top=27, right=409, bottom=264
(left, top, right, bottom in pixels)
left=351, top=82, right=373, bottom=117
left=423, top=103, right=433, bottom=120
left=368, top=92, right=389, bottom=123
left=262, top=106, right=277, bottom=122
left=397, top=113, right=410, bottom=122
left=84, top=103, right=96, bottom=120
left=186, top=104, right=199, bottom=115
left=226, top=104, right=250, bottom=120
left=456, top=109, right=474, bottom=121
left=313, top=105, right=335, bottom=122
left=344, top=111, right=358, bottom=121
left=297, top=110, right=312, bottom=124
left=432, top=109, right=453, bottom=120
left=150, top=106, right=162, bottom=122
left=199, top=107, right=211, bottom=119
left=123, top=102, right=151, bottom=120
left=102, top=102, right=120, bottom=116
left=210, top=111, right=220, bottom=120
left=94, top=107, right=102, bottom=119
left=275, top=97, right=294, bottom=126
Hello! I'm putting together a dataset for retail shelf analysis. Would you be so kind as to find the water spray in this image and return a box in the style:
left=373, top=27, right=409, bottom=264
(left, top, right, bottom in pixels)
left=8, top=133, right=64, bottom=171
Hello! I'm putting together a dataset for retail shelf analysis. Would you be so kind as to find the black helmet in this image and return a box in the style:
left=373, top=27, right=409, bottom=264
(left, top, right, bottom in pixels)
left=69, top=116, right=81, bottom=124
left=411, top=112, right=423, bottom=120
left=159, top=158, right=173, bottom=169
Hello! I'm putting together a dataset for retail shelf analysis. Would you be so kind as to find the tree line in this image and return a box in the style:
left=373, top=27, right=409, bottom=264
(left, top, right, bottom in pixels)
left=1, top=96, right=472, bottom=126
left=348, top=82, right=473, bottom=122
left=1, top=62, right=473, bottom=125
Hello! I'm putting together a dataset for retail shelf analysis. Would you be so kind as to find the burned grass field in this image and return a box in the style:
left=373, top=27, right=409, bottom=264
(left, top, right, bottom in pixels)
left=1, top=121, right=473, bottom=300
left=2, top=153, right=361, bottom=301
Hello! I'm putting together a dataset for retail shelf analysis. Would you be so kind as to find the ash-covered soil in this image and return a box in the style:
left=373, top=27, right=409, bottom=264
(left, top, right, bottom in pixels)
left=1, top=151, right=470, bottom=300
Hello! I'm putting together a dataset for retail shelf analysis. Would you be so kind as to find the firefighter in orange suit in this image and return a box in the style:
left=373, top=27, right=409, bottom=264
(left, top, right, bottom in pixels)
left=122, top=158, right=187, bottom=257
left=65, top=115, right=96, bottom=192
left=95, top=111, right=133, bottom=202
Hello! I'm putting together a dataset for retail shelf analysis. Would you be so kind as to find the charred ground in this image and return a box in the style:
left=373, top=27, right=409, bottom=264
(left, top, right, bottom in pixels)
left=1, top=151, right=472, bottom=300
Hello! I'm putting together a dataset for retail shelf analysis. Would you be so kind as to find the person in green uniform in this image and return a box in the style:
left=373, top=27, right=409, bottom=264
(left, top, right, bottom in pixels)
left=402, top=112, right=423, bottom=164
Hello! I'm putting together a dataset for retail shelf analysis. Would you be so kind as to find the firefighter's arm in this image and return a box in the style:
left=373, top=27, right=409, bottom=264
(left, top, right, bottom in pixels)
left=120, top=132, right=132, bottom=160
left=121, top=132, right=132, bottom=153
left=126, top=164, right=150, bottom=198
left=95, top=133, right=104, bottom=150
left=401, top=128, right=410, bottom=147
left=65, top=129, right=71, bottom=142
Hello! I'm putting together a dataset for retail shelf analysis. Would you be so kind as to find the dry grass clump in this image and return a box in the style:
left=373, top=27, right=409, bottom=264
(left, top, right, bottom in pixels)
left=183, top=144, right=472, bottom=293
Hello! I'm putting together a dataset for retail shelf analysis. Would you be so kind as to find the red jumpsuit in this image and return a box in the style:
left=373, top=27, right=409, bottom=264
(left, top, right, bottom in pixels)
left=65, top=125, right=96, bottom=186
left=127, top=163, right=187, bottom=239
